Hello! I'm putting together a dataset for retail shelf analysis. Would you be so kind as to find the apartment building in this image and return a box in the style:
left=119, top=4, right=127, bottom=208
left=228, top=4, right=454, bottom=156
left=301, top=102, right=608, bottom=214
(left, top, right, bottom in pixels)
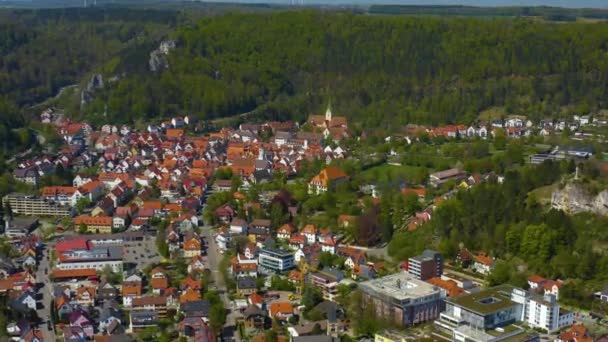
left=3, top=193, right=73, bottom=217
left=309, top=268, right=344, bottom=302
left=408, top=250, right=443, bottom=281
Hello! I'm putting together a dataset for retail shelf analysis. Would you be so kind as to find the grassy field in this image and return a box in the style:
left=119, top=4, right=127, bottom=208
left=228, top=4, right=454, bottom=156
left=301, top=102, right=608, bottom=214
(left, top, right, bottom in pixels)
left=529, top=183, right=559, bottom=204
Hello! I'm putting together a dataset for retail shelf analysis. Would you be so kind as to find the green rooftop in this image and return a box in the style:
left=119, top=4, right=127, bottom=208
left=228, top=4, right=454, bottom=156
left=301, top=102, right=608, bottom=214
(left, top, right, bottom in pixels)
left=447, top=285, right=518, bottom=315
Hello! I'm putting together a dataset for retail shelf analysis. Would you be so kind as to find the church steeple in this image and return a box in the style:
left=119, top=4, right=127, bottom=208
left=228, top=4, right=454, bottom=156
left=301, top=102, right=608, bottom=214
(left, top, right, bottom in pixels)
left=325, top=102, right=332, bottom=122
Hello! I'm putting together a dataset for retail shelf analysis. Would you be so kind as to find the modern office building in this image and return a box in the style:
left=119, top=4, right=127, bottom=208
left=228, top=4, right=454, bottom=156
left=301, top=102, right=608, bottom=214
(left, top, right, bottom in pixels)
left=3, top=193, right=73, bottom=217
left=408, top=250, right=443, bottom=280
left=359, top=272, right=445, bottom=328
left=435, top=285, right=571, bottom=341
left=258, top=248, right=295, bottom=274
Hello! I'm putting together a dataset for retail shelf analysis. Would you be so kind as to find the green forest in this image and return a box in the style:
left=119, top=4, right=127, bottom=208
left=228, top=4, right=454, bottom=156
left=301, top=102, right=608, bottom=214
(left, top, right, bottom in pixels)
left=84, top=11, right=608, bottom=128
left=1, top=9, right=608, bottom=132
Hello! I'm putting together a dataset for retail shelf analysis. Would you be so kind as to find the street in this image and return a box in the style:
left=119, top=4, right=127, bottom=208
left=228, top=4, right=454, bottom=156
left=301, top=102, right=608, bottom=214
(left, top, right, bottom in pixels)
left=35, top=243, right=56, bottom=342
left=202, top=225, right=241, bottom=342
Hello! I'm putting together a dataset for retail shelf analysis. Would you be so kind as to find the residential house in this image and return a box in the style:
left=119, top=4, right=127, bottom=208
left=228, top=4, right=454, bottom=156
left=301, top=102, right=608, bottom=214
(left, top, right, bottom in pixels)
left=229, top=218, right=248, bottom=235
left=429, top=168, right=467, bottom=188
left=129, top=310, right=158, bottom=331
left=9, top=290, right=37, bottom=314
left=215, top=205, right=235, bottom=224
left=269, top=301, right=294, bottom=321
left=308, top=166, right=348, bottom=195
left=237, top=276, right=257, bottom=296
left=75, top=286, right=96, bottom=306
left=183, top=233, right=202, bottom=258
left=188, top=256, right=206, bottom=274
left=243, top=305, right=267, bottom=330
left=131, top=296, right=168, bottom=317
left=301, top=224, right=317, bottom=245
left=556, top=324, right=593, bottom=342
left=277, top=223, right=296, bottom=240
left=473, top=253, right=495, bottom=275
left=97, top=282, right=119, bottom=303
left=150, top=268, right=169, bottom=295
left=544, top=280, right=563, bottom=300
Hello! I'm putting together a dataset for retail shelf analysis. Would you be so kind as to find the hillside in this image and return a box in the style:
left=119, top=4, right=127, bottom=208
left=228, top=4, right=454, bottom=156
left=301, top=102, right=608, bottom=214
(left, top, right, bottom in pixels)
left=81, top=11, right=608, bottom=127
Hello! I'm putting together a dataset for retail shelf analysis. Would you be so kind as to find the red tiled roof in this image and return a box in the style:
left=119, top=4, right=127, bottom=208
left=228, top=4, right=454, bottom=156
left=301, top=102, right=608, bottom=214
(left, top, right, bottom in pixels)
left=55, top=238, right=90, bottom=252
left=527, top=275, right=547, bottom=284
left=51, top=268, right=97, bottom=279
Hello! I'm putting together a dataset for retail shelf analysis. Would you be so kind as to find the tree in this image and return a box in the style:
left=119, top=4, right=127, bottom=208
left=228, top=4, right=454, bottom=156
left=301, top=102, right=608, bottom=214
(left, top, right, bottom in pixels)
left=75, top=197, right=91, bottom=214
left=78, top=223, right=88, bottom=234
left=301, top=285, right=323, bottom=311
left=209, top=304, right=226, bottom=334
left=264, top=329, right=278, bottom=342
left=269, top=202, right=286, bottom=230
left=486, top=260, right=512, bottom=286
left=493, top=128, right=506, bottom=150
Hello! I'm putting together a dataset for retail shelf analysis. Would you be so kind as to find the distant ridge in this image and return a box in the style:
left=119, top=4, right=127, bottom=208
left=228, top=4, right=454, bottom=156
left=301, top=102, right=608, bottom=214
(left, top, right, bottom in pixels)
left=1, top=0, right=607, bottom=9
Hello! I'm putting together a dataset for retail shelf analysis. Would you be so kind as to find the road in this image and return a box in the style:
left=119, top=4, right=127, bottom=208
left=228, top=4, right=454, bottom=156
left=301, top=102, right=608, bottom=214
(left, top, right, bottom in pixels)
left=202, top=225, right=241, bottom=342
left=35, top=243, right=56, bottom=341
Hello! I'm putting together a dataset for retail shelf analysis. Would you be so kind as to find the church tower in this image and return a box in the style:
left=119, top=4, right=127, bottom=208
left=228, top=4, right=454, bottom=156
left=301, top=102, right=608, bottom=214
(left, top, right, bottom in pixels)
left=325, top=103, right=332, bottom=122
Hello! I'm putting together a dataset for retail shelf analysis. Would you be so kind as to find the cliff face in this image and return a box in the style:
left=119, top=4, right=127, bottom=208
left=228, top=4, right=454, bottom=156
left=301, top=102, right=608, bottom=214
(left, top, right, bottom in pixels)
left=149, top=40, right=176, bottom=72
left=551, top=183, right=608, bottom=215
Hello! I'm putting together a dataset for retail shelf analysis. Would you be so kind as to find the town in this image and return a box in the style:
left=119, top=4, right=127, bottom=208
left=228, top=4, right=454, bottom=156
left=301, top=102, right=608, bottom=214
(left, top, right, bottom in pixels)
left=1, top=104, right=607, bottom=342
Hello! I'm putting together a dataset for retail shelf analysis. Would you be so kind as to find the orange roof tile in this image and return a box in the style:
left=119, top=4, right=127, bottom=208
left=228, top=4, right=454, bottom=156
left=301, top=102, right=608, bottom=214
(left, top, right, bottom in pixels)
left=310, top=166, right=347, bottom=187
left=270, top=302, right=293, bottom=318
left=73, top=215, right=112, bottom=226
left=426, top=277, right=463, bottom=298
left=51, top=268, right=97, bottom=279
left=166, top=128, right=184, bottom=138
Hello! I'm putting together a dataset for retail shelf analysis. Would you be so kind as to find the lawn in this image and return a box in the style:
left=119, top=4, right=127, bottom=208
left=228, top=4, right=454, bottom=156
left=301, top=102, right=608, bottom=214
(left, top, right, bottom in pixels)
left=357, top=164, right=428, bottom=185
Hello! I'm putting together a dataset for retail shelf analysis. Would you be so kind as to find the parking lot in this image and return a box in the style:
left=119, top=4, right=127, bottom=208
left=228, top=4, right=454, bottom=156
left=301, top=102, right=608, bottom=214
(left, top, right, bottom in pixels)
left=122, top=236, right=162, bottom=269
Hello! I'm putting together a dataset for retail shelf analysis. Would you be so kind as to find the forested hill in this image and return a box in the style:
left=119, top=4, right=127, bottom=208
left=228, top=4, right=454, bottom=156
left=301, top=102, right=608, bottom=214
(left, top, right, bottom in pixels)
left=84, top=11, right=608, bottom=128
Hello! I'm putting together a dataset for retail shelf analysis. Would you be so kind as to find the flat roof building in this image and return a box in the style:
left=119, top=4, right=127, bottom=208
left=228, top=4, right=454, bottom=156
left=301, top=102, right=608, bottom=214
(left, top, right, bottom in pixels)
left=435, top=285, right=571, bottom=341
left=408, top=250, right=443, bottom=280
left=3, top=193, right=73, bottom=217
left=359, top=272, right=444, bottom=328
left=258, top=248, right=295, bottom=274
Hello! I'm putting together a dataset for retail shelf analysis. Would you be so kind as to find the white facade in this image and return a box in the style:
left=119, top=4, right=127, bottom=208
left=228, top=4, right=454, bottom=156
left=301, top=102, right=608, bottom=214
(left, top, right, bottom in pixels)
left=56, top=260, right=123, bottom=273
left=525, top=294, right=573, bottom=333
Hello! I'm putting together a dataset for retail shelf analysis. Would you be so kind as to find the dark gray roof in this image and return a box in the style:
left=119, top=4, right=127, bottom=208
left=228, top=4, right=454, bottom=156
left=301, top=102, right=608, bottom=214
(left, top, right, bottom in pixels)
left=181, top=299, right=210, bottom=317
left=237, top=276, right=257, bottom=289
left=130, top=310, right=158, bottom=324
left=243, top=304, right=264, bottom=318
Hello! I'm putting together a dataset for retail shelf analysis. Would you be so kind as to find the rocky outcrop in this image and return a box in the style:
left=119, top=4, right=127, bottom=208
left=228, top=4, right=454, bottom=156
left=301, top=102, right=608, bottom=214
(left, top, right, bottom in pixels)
left=80, top=74, right=104, bottom=109
left=149, top=40, right=176, bottom=72
left=551, top=183, right=608, bottom=216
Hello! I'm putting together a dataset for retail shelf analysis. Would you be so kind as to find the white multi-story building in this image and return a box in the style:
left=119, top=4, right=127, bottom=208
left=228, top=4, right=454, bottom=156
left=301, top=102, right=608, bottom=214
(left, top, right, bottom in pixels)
left=526, top=294, right=574, bottom=333
left=258, top=248, right=295, bottom=274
